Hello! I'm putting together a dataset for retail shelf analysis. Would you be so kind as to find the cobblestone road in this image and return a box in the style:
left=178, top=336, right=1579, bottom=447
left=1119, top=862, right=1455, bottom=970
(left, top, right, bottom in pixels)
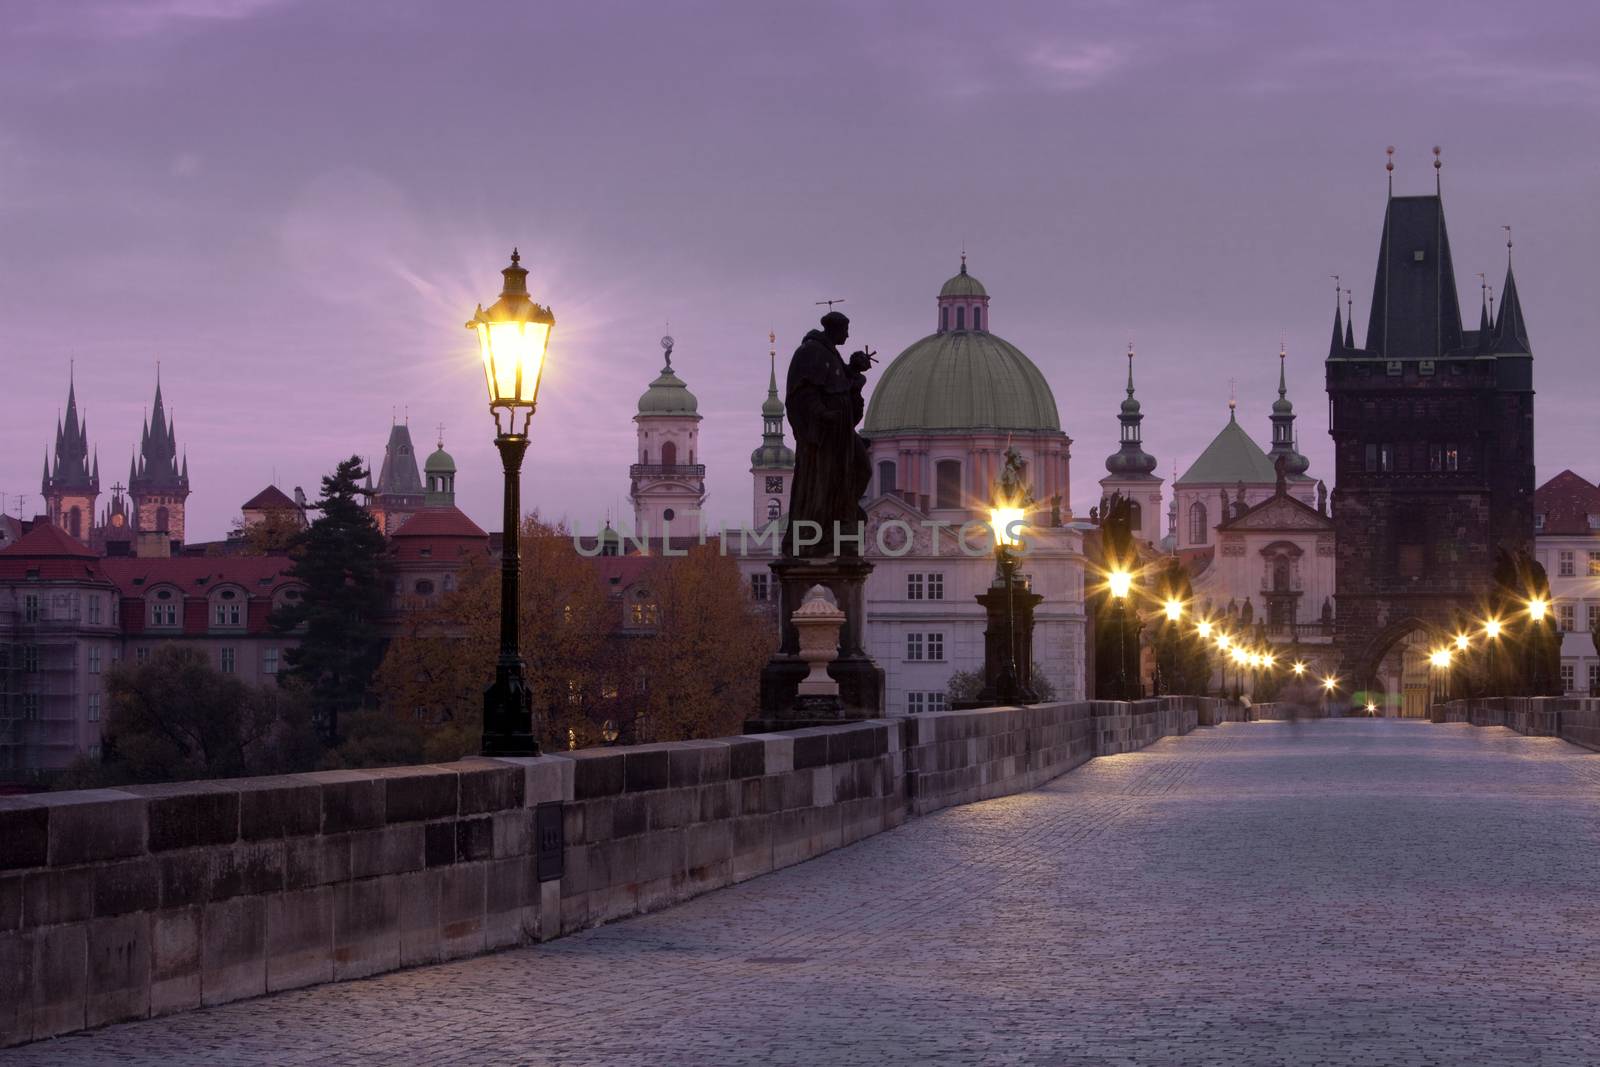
left=8, top=720, right=1600, bottom=1066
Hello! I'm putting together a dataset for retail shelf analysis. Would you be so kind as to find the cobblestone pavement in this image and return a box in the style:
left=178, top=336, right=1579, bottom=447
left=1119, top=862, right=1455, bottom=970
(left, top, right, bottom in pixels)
left=8, top=720, right=1600, bottom=1067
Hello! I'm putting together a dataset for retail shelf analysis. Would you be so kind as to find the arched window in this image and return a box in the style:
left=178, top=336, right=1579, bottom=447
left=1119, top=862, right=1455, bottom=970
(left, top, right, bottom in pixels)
left=642, top=449, right=649, bottom=464
left=1127, top=501, right=1142, bottom=534
left=1272, top=556, right=1292, bottom=592
left=1188, top=501, right=1209, bottom=545
left=955, top=306, right=965, bottom=330
left=973, top=307, right=982, bottom=331
left=155, top=506, right=170, bottom=532
left=415, top=580, right=435, bottom=596
left=68, top=507, right=81, bottom=538
left=936, top=460, right=962, bottom=510
left=877, top=460, right=897, bottom=496
left=661, top=441, right=677, bottom=466
left=940, top=306, right=949, bottom=332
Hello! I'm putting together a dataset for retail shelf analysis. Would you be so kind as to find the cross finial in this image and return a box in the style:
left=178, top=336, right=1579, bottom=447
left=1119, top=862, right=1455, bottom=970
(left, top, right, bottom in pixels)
left=1433, top=145, right=1442, bottom=192
left=436, top=422, right=445, bottom=449
left=815, top=298, right=845, bottom=311
left=510, top=247, right=520, bottom=266
left=1330, top=274, right=1340, bottom=310
left=1228, top=378, right=1237, bottom=413
left=1503, top=224, right=1513, bottom=263
left=1385, top=145, right=1395, bottom=194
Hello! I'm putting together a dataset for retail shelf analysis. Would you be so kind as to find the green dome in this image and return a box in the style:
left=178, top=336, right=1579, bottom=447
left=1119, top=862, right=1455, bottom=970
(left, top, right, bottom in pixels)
left=864, top=331, right=1061, bottom=434
left=424, top=445, right=455, bottom=474
left=637, top=365, right=699, bottom=416
left=938, top=264, right=988, bottom=298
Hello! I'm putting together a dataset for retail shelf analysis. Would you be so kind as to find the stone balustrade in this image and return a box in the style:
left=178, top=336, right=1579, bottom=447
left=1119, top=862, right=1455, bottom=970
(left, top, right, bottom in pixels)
left=1435, top=696, right=1600, bottom=751
left=0, top=697, right=1213, bottom=1048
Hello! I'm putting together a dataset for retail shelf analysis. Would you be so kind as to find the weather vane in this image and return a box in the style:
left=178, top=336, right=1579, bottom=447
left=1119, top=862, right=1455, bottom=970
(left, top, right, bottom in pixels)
left=815, top=298, right=846, bottom=312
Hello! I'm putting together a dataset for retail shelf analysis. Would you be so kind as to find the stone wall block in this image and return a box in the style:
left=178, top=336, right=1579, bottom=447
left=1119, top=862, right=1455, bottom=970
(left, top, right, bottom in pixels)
left=333, top=878, right=399, bottom=981
left=93, top=857, right=161, bottom=918
left=455, top=816, right=494, bottom=863
left=457, top=759, right=525, bottom=814
left=623, top=747, right=672, bottom=792
left=0, top=930, right=34, bottom=1047
left=729, top=814, right=774, bottom=882
left=570, top=750, right=625, bottom=799
left=236, top=776, right=322, bottom=841
left=750, top=734, right=795, bottom=774
left=85, top=913, right=150, bottom=1028
left=0, top=876, right=18, bottom=934
left=265, top=887, right=333, bottom=993
left=30, top=922, right=86, bottom=1040
left=484, top=857, right=526, bottom=951
left=127, top=782, right=240, bottom=851
left=698, top=781, right=735, bottom=822
left=303, top=770, right=385, bottom=834
left=439, top=863, right=487, bottom=960
left=350, top=824, right=426, bottom=880
left=536, top=878, right=561, bottom=942
left=22, top=866, right=93, bottom=928
left=666, top=744, right=709, bottom=788
left=45, top=790, right=146, bottom=867
left=726, top=738, right=766, bottom=778
left=397, top=869, right=441, bottom=967
left=611, top=794, right=648, bottom=839
left=283, top=833, right=351, bottom=891
left=789, top=731, right=830, bottom=770
left=374, top=766, right=460, bottom=824
left=647, top=788, right=695, bottom=831
left=200, top=896, right=266, bottom=1007
left=149, top=906, right=201, bottom=1016
left=0, top=800, right=49, bottom=871
left=812, top=766, right=835, bottom=807
left=560, top=843, right=590, bottom=898
left=210, top=841, right=287, bottom=902
left=492, top=810, right=532, bottom=859
left=489, top=754, right=574, bottom=806
left=424, top=820, right=456, bottom=869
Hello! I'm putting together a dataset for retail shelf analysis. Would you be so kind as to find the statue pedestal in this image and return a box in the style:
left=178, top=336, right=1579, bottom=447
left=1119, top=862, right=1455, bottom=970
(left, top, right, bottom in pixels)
left=749, top=555, right=884, bottom=732
left=974, top=575, right=1043, bottom=706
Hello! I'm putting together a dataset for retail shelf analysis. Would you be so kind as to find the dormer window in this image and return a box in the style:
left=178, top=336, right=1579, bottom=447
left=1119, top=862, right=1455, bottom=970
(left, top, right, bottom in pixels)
left=1535, top=514, right=1546, bottom=531
left=1588, top=514, right=1600, bottom=531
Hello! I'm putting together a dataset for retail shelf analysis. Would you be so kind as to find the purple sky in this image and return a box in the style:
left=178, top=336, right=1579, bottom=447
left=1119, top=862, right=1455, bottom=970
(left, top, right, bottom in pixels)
left=5, top=1, right=1600, bottom=540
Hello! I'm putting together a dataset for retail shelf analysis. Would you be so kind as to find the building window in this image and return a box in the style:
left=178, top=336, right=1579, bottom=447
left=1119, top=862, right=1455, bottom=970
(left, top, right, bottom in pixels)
left=150, top=592, right=177, bottom=627
left=940, top=306, right=949, bottom=332
left=927, top=632, right=945, bottom=661
left=878, top=461, right=896, bottom=496
left=1558, top=604, right=1574, bottom=633
left=414, top=580, right=435, bottom=596
left=263, top=647, right=279, bottom=675
left=1589, top=605, right=1600, bottom=634
left=1128, top=500, right=1143, bottom=532
left=955, top=306, right=965, bottom=330
left=23, top=695, right=38, bottom=721
left=136, top=647, right=150, bottom=664
left=23, top=645, right=39, bottom=673
left=972, top=307, right=982, bottom=331
left=1560, top=662, right=1575, bottom=693
left=906, top=691, right=947, bottom=714
left=1559, top=550, right=1575, bottom=577
left=1588, top=552, right=1600, bottom=576
left=419, top=548, right=432, bottom=559
left=88, top=647, right=101, bottom=674
left=926, top=573, right=944, bottom=600
left=661, top=441, right=677, bottom=466
left=907, top=692, right=925, bottom=714
left=907, top=574, right=924, bottom=601
left=23, top=594, right=39, bottom=623
left=906, top=633, right=924, bottom=661
left=1535, top=514, right=1545, bottom=531
left=88, top=693, right=101, bottom=722
left=214, top=601, right=241, bottom=626
left=1188, top=501, right=1208, bottom=545
left=630, top=598, right=658, bottom=626
left=750, top=574, right=771, bottom=602
left=935, top=460, right=962, bottom=510
left=1589, top=663, right=1600, bottom=694
left=87, top=596, right=101, bottom=624
left=220, top=647, right=236, bottom=674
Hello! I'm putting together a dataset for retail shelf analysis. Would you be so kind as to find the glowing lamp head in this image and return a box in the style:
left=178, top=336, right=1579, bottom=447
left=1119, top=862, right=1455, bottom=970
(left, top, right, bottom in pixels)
left=469, top=249, right=555, bottom=418
left=1365, top=701, right=1377, bottom=713
left=1528, top=597, right=1548, bottom=621
left=1323, top=677, right=1337, bottom=692
left=1163, top=598, right=1183, bottom=622
left=1196, top=620, right=1213, bottom=639
left=1454, top=633, right=1469, bottom=651
left=1231, top=646, right=1247, bottom=664
left=1263, top=655, right=1276, bottom=669
left=1106, top=569, right=1133, bottom=600
left=1215, top=632, right=1231, bottom=650
left=1292, top=661, right=1306, bottom=676
left=990, top=506, right=1026, bottom=549
left=1483, top=618, right=1503, bottom=639
left=1428, top=648, right=1452, bottom=669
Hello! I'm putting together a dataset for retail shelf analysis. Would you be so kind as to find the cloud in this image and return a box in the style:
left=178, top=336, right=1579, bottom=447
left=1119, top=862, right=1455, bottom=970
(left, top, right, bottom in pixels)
left=16, top=0, right=294, bottom=40
left=1023, top=41, right=1131, bottom=92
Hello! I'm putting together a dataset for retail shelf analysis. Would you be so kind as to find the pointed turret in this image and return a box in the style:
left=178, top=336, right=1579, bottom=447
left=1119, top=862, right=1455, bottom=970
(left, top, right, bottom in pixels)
left=1104, top=344, right=1157, bottom=477
left=1344, top=293, right=1355, bottom=349
left=750, top=333, right=795, bottom=471
left=1363, top=189, right=1464, bottom=359
left=1493, top=261, right=1531, bottom=355
left=128, top=372, right=190, bottom=546
left=1328, top=301, right=1345, bottom=358
left=1267, top=345, right=1311, bottom=478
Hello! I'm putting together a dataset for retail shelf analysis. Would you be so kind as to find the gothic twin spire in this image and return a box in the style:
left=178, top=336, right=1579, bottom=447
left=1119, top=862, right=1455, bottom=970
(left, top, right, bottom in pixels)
left=42, top=371, right=187, bottom=498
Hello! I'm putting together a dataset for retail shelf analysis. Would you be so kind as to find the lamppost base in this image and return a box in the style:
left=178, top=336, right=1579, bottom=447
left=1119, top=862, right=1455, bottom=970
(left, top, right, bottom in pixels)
left=483, top=659, right=540, bottom=757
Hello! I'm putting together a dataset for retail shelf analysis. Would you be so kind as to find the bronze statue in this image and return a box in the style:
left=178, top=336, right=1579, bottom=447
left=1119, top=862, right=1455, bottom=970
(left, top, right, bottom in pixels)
left=784, top=311, right=874, bottom=557
left=996, top=445, right=1033, bottom=506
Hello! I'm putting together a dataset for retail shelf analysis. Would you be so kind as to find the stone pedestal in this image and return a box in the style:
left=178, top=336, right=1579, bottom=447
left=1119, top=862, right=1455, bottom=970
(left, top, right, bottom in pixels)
left=958, top=570, right=1044, bottom=709
left=750, top=555, right=884, bottom=732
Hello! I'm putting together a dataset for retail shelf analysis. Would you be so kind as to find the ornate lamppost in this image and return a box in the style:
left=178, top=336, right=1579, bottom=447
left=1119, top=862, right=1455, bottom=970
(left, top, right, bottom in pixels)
left=1107, top=566, right=1133, bottom=699
left=977, top=505, right=1039, bottom=706
left=469, top=249, right=555, bottom=757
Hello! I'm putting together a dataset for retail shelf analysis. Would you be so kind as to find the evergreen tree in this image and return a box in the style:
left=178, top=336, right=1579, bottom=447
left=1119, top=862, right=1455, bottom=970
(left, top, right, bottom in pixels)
left=273, top=456, right=388, bottom=743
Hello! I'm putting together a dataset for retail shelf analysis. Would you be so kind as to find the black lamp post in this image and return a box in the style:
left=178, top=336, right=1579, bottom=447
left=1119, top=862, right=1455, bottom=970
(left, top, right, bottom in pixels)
left=983, top=506, right=1037, bottom=706
left=469, top=249, right=554, bottom=757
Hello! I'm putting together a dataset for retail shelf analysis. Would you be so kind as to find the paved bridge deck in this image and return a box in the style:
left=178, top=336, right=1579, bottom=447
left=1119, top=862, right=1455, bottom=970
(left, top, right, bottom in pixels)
left=6, top=719, right=1599, bottom=1066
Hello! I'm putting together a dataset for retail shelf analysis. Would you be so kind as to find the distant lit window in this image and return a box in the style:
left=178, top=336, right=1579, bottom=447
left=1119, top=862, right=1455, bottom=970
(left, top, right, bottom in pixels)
left=927, top=573, right=944, bottom=601
left=220, top=647, right=236, bottom=674
left=1560, top=551, right=1575, bottom=577
left=262, top=647, right=279, bottom=675
left=1560, top=662, right=1575, bottom=692
left=1588, top=605, right=1600, bottom=633
left=750, top=574, right=770, bottom=602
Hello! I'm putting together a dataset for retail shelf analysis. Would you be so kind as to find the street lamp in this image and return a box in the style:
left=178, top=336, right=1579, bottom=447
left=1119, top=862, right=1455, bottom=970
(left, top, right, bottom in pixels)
left=1428, top=647, right=1452, bottom=711
left=1163, top=598, right=1183, bottom=622
left=986, top=506, right=1034, bottom=705
left=1322, top=675, right=1337, bottom=716
left=470, top=249, right=555, bottom=757
left=1527, top=597, right=1548, bottom=622
left=1106, top=567, right=1133, bottom=700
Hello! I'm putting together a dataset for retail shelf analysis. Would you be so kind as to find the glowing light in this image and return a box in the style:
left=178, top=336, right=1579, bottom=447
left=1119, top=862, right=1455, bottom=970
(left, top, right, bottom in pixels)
left=1292, top=661, right=1306, bottom=676
left=1454, top=633, right=1469, bottom=651
left=1263, top=655, right=1277, bottom=669
left=1365, top=701, right=1377, bottom=713
left=1483, top=618, right=1503, bottom=639
left=1197, top=620, right=1214, bottom=639
left=1163, top=598, right=1183, bottom=622
left=1107, top=569, right=1133, bottom=599
left=1215, top=631, right=1230, bottom=649
left=470, top=250, right=556, bottom=414
left=1230, top=646, right=1248, bottom=664
left=1428, top=648, right=1452, bottom=669
left=1528, top=597, right=1548, bottom=621
left=1323, top=677, right=1338, bottom=691
left=990, top=506, right=1025, bottom=548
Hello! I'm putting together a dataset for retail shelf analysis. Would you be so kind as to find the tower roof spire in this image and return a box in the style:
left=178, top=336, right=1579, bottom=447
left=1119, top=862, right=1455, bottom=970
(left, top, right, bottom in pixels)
left=1492, top=228, right=1531, bottom=355
left=1105, top=341, right=1156, bottom=478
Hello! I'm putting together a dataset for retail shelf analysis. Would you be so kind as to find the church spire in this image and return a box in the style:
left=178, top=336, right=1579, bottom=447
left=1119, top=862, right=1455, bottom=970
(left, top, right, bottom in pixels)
left=1344, top=289, right=1355, bottom=349
left=1493, top=229, right=1531, bottom=355
left=1104, top=342, right=1157, bottom=477
left=1268, top=343, right=1311, bottom=477
left=751, top=330, right=795, bottom=471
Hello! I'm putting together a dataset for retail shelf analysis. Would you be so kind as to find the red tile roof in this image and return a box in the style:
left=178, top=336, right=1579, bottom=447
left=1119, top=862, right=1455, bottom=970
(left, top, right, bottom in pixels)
left=389, top=507, right=488, bottom=540
left=242, top=485, right=299, bottom=511
left=0, top=522, right=97, bottom=559
left=1534, top=470, right=1600, bottom=536
left=100, top=556, right=298, bottom=596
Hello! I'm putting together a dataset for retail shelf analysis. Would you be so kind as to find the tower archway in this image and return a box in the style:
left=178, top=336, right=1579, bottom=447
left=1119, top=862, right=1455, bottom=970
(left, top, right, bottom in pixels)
left=1343, top=614, right=1448, bottom=717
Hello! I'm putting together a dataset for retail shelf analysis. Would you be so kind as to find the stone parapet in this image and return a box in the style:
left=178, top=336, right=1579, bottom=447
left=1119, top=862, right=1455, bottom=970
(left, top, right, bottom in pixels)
left=1438, top=697, right=1600, bottom=751
left=0, top=697, right=1214, bottom=1048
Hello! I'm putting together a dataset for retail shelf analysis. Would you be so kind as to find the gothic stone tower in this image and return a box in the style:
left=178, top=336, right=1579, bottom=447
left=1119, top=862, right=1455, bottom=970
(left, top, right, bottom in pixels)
left=129, top=375, right=190, bottom=552
left=42, top=373, right=99, bottom=544
left=749, top=332, right=795, bottom=528
left=1328, top=162, right=1536, bottom=686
